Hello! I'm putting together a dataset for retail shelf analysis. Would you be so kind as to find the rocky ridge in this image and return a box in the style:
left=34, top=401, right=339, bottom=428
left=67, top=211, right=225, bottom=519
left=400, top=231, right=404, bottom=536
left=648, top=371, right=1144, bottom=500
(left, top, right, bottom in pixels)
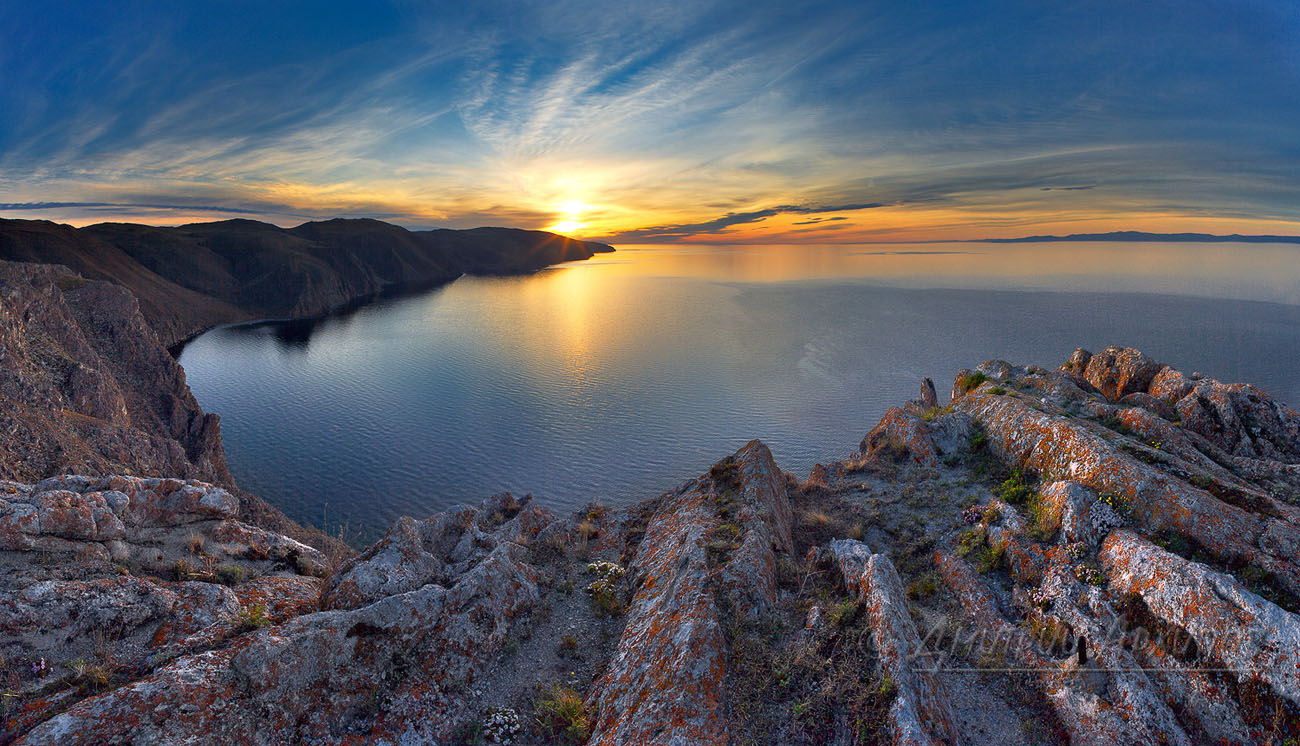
left=2, top=346, right=1300, bottom=744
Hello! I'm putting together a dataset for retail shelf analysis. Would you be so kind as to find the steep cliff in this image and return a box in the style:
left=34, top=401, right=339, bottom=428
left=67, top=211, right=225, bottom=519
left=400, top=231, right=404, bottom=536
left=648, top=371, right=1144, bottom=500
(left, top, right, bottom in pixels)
left=0, top=218, right=615, bottom=347
left=0, top=260, right=343, bottom=558
left=4, top=347, right=1299, bottom=744
left=0, top=261, right=228, bottom=485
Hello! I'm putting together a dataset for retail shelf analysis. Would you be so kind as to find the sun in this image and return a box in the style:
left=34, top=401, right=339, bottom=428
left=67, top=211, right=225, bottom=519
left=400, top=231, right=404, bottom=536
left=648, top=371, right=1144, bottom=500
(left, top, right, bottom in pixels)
left=546, top=200, right=592, bottom=235
left=548, top=219, right=586, bottom=235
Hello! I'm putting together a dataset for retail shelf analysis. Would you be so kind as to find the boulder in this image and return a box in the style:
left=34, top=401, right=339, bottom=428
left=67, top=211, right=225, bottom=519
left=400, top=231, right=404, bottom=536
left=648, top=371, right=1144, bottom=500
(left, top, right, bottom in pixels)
left=1082, top=346, right=1163, bottom=401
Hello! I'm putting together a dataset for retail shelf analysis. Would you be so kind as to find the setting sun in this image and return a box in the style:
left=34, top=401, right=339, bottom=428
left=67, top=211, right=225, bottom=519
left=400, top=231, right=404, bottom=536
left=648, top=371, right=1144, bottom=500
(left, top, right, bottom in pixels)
left=547, top=199, right=593, bottom=235
left=548, top=219, right=586, bottom=234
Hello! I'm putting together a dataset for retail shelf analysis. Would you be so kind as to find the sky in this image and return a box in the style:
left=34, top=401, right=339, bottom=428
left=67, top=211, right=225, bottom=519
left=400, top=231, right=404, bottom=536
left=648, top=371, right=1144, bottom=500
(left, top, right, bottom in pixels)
left=1, top=0, right=1298, bottom=242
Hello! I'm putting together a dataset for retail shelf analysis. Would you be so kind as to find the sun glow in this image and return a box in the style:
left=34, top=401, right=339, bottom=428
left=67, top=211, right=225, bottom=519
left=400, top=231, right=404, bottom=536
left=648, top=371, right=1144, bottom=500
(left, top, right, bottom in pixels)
left=546, top=199, right=593, bottom=235
left=549, top=219, right=586, bottom=234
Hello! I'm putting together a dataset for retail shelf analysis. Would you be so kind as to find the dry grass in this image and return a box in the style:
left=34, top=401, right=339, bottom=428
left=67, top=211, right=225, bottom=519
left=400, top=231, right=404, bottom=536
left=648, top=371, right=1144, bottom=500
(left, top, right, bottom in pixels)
left=533, top=684, right=592, bottom=744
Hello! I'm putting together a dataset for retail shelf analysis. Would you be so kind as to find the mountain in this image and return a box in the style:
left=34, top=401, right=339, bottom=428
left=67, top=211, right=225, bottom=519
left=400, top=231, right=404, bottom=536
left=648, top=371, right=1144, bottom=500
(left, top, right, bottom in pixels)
left=4, top=345, right=1300, bottom=743
left=0, top=217, right=614, bottom=347
left=981, top=230, right=1300, bottom=244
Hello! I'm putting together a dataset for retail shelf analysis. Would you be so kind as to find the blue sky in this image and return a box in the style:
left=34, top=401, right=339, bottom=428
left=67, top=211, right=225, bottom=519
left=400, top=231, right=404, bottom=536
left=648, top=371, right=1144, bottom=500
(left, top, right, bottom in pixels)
left=1, top=0, right=1297, bottom=241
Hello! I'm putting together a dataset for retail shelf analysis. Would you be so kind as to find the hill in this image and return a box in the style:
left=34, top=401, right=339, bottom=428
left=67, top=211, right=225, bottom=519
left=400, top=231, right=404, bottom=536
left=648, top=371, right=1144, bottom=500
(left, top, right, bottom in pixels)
left=0, top=217, right=614, bottom=347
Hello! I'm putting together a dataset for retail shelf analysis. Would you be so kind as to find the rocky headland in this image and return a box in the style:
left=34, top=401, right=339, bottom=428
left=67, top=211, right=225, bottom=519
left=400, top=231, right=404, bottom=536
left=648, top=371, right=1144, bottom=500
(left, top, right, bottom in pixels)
left=0, top=218, right=614, bottom=348
left=1, top=240, right=1299, bottom=744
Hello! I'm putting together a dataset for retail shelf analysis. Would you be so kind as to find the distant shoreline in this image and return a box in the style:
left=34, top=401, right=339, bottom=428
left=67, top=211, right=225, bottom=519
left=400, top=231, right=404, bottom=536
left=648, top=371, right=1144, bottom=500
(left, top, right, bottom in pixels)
left=978, top=230, right=1300, bottom=244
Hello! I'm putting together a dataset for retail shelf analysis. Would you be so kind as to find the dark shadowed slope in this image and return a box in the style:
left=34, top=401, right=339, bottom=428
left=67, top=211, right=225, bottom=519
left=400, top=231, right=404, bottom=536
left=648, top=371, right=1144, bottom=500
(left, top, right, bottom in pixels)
left=0, top=219, right=247, bottom=349
left=0, top=217, right=614, bottom=347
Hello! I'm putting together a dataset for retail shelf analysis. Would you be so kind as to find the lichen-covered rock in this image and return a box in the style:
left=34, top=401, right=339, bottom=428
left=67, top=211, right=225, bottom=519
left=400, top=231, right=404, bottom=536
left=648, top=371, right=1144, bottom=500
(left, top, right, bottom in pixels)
left=828, top=539, right=959, bottom=745
left=950, top=381, right=1300, bottom=596
left=8, top=345, right=1300, bottom=744
left=859, top=405, right=959, bottom=469
left=1100, top=530, right=1300, bottom=707
left=1082, top=346, right=1164, bottom=401
left=0, top=474, right=324, bottom=574
left=936, top=553, right=1192, bottom=746
left=591, top=440, right=793, bottom=746
left=860, top=407, right=940, bottom=466
left=322, top=492, right=553, bottom=611
left=15, top=494, right=550, bottom=746
left=718, top=440, right=794, bottom=619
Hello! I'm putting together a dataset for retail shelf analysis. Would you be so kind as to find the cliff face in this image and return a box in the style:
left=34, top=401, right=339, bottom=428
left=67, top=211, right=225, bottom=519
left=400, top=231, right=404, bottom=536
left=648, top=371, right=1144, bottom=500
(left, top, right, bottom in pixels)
left=5, top=346, right=1299, bottom=745
left=0, top=260, right=229, bottom=485
left=0, top=260, right=346, bottom=560
left=0, top=217, right=615, bottom=347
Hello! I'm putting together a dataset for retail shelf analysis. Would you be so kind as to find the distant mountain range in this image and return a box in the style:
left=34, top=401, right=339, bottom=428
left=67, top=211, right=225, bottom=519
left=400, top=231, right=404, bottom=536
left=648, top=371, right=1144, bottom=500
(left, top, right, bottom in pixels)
left=0, top=217, right=614, bottom=347
left=981, top=230, right=1300, bottom=244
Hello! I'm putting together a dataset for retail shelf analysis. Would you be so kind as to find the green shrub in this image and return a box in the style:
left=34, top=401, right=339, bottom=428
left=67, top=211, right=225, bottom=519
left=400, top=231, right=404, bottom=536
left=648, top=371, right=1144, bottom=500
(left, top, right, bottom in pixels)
left=921, top=405, right=953, bottom=422
left=214, top=564, right=250, bottom=586
left=62, top=659, right=112, bottom=692
left=1026, top=494, right=1061, bottom=543
left=236, top=603, right=272, bottom=631
left=1098, top=492, right=1134, bottom=519
left=172, top=558, right=196, bottom=581
left=996, top=469, right=1034, bottom=505
left=585, top=561, right=626, bottom=616
left=958, top=372, right=990, bottom=393
left=1074, top=563, right=1106, bottom=586
left=905, top=572, right=940, bottom=600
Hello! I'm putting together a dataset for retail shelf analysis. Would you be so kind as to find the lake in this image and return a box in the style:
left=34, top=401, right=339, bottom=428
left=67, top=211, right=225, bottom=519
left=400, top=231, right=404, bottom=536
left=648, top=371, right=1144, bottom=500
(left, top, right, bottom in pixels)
left=177, top=241, right=1300, bottom=541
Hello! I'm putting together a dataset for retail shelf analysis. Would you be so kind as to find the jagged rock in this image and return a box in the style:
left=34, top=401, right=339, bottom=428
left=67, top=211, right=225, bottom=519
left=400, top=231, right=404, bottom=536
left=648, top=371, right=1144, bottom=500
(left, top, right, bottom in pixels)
left=919, top=377, right=939, bottom=409
left=860, top=408, right=943, bottom=467
left=827, top=539, right=959, bottom=745
left=15, top=494, right=550, bottom=746
left=719, top=441, right=794, bottom=619
left=949, top=378, right=1300, bottom=597
left=1082, top=346, right=1164, bottom=401
left=321, top=492, right=553, bottom=611
left=936, top=553, right=1192, bottom=745
left=0, top=260, right=344, bottom=558
left=0, top=261, right=230, bottom=485
left=6, top=345, right=1300, bottom=745
left=0, top=475, right=325, bottom=575
left=1100, top=530, right=1300, bottom=707
left=1062, top=347, right=1093, bottom=376
left=591, top=440, right=792, bottom=746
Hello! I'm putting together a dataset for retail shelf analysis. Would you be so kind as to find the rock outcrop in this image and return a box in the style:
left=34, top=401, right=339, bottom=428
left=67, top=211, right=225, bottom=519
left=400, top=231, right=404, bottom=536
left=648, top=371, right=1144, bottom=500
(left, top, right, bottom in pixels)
left=826, top=539, right=959, bottom=746
left=590, top=440, right=792, bottom=745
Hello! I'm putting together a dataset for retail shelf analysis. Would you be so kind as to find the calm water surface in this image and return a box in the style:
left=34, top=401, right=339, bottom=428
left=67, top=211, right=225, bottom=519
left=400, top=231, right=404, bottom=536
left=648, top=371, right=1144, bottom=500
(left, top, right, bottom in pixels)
left=178, top=242, right=1300, bottom=540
